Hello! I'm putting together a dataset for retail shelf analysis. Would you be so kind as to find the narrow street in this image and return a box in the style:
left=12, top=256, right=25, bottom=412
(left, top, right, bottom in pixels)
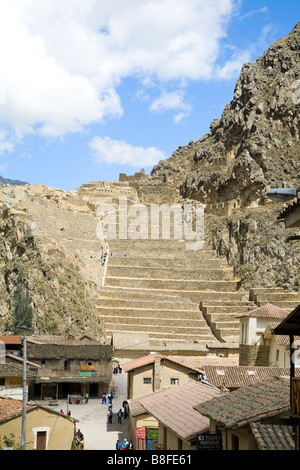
left=37, top=366, right=130, bottom=450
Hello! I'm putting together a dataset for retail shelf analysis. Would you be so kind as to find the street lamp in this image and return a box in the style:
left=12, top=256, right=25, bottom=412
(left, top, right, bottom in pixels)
left=267, top=188, right=298, bottom=202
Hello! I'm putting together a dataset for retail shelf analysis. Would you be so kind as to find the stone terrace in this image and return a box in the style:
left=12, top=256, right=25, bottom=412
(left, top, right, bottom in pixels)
left=86, top=183, right=255, bottom=348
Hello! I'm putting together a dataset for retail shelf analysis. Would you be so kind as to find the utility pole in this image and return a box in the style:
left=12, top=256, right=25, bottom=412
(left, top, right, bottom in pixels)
left=21, top=328, right=27, bottom=450
left=16, top=325, right=34, bottom=451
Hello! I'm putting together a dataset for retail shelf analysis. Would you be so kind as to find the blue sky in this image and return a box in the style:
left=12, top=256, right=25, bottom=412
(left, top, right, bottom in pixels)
left=0, top=0, right=298, bottom=191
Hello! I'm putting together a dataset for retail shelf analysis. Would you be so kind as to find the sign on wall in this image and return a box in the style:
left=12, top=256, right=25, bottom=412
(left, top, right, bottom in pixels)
left=197, top=433, right=223, bottom=450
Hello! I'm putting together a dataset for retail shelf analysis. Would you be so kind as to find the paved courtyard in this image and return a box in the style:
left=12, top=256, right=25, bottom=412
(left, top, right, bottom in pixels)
left=37, top=366, right=130, bottom=450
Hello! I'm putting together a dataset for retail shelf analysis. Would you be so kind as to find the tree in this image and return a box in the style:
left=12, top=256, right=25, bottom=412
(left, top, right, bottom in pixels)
left=11, top=271, right=33, bottom=333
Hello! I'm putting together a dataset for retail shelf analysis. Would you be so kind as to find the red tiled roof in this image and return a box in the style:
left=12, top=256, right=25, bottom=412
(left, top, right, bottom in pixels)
left=0, top=336, right=22, bottom=345
left=250, top=422, right=294, bottom=450
left=0, top=397, right=36, bottom=423
left=139, top=381, right=221, bottom=443
left=202, top=366, right=300, bottom=389
left=123, top=354, right=238, bottom=375
left=122, top=353, right=161, bottom=372
left=195, top=376, right=290, bottom=429
left=236, top=303, right=289, bottom=319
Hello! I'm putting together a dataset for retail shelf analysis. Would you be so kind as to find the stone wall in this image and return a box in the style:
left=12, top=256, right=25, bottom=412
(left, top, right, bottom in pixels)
left=239, top=343, right=270, bottom=366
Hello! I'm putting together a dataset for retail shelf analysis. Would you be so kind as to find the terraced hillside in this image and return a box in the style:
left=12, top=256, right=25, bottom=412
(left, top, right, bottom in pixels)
left=79, top=182, right=255, bottom=347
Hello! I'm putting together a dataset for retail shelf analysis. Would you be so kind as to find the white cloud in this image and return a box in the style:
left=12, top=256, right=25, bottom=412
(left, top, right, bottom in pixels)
left=0, top=0, right=237, bottom=148
left=149, top=90, right=191, bottom=123
left=216, top=49, right=252, bottom=80
left=89, top=136, right=167, bottom=167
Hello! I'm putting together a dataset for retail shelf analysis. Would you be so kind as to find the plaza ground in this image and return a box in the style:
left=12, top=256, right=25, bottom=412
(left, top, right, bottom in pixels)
left=36, top=365, right=130, bottom=450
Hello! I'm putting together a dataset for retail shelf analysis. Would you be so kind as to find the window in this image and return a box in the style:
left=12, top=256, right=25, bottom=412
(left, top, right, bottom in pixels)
left=143, top=378, right=152, bottom=384
left=64, top=360, right=70, bottom=371
left=170, top=378, right=179, bottom=385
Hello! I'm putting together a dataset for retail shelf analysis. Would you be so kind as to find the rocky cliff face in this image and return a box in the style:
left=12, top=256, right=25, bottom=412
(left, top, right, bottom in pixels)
left=133, top=22, right=300, bottom=291
left=151, top=22, right=300, bottom=208
left=0, top=184, right=105, bottom=338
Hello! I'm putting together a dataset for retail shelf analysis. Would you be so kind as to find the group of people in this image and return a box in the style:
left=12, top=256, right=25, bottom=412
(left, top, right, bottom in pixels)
left=102, top=391, right=114, bottom=404
left=107, top=397, right=128, bottom=425
left=113, top=364, right=122, bottom=374
left=101, top=251, right=107, bottom=266
left=115, top=438, right=134, bottom=450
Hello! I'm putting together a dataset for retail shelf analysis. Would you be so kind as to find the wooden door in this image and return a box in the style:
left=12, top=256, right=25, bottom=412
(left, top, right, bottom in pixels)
left=36, top=431, right=47, bottom=450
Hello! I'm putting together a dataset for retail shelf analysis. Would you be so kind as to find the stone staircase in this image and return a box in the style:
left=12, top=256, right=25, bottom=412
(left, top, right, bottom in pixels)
left=93, top=195, right=250, bottom=347
left=77, top=181, right=300, bottom=350
left=249, top=287, right=300, bottom=311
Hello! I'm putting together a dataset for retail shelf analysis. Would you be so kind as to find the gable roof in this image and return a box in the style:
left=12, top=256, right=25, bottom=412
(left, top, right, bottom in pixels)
left=201, top=366, right=300, bottom=389
left=236, top=303, right=289, bottom=319
left=122, top=353, right=206, bottom=375
left=0, top=396, right=77, bottom=424
left=0, top=336, right=22, bottom=345
left=139, top=381, right=221, bottom=444
left=194, top=376, right=290, bottom=429
left=0, top=396, right=36, bottom=423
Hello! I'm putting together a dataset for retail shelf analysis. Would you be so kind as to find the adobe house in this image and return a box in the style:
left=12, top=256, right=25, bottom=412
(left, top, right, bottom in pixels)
left=272, top=304, right=300, bottom=450
left=237, top=303, right=289, bottom=366
left=26, top=335, right=113, bottom=400
left=122, top=353, right=205, bottom=400
left=0, top=335, right=23, bottom=356
left=195, top=376, right=292, bottom=450
left=128, top=381, right=221, bottom=451
left=127, top=394, right=159, bottom=451
left=0, top=353, right=39, bottom=400
left=264, top=323, right=300, bottom=368
left=0, top=396, right=77, bottom=450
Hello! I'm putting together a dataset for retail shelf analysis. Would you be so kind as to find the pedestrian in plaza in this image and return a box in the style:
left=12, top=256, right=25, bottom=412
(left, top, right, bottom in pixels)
left=123, top=438, right=129, bottom=449
left=117, top=408, right=123, bottom=424
left=108, top=409, right=113, bottom=424
left=128, top=441, right=134, bottom=450
left=115, top=440, right=122, bottom=450
left=85, top=392, right=89, bottom=404
left=79, top=432, right=85, bottom=450
left=102, top=393, right=106, bottom=404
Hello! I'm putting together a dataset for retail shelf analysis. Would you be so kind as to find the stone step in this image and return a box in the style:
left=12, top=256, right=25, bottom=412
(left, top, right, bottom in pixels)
left=256, top=293, right=300, bottom=303
left=100, top=286, right=246, bottom=303
left=102, top=322, right=213, bottom=335
left=215, top=326, right=240, bottom=339
left=108, top=256, right=228, bottom=268
left=213, top=320, right=240, bottom=330
left=200, top=300, right=254, bottom=307
left=249, top=287, right=284, bottom=301
left=106, top=266, right=234, bottom=281
left=105, top=277, right=239, bottom=292
left=106, top=241, right=214, bottom=256
left=96, top=298, right=197, bottom=310
left=204, top=312, right=246, bottom=323
left=269, top=301, right=300, bottom=311
left=97, top=307, right=201, bottom=319
left=100, top=315, right=208, bottom=328
left=105, top=328, right=215, bottom=343
left=201, top=305, right=253, bottom=314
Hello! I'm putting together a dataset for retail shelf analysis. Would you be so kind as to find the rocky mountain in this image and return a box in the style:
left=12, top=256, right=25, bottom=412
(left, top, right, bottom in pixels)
left=151, top=22, right=300, bottom=207
left=0, top=23, right=299, bottom=337
left=0, top=176, right=29, bottom=186
left=0, top=184, right=106, bottom=338
left=127, top=22, right=300, bottom=292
